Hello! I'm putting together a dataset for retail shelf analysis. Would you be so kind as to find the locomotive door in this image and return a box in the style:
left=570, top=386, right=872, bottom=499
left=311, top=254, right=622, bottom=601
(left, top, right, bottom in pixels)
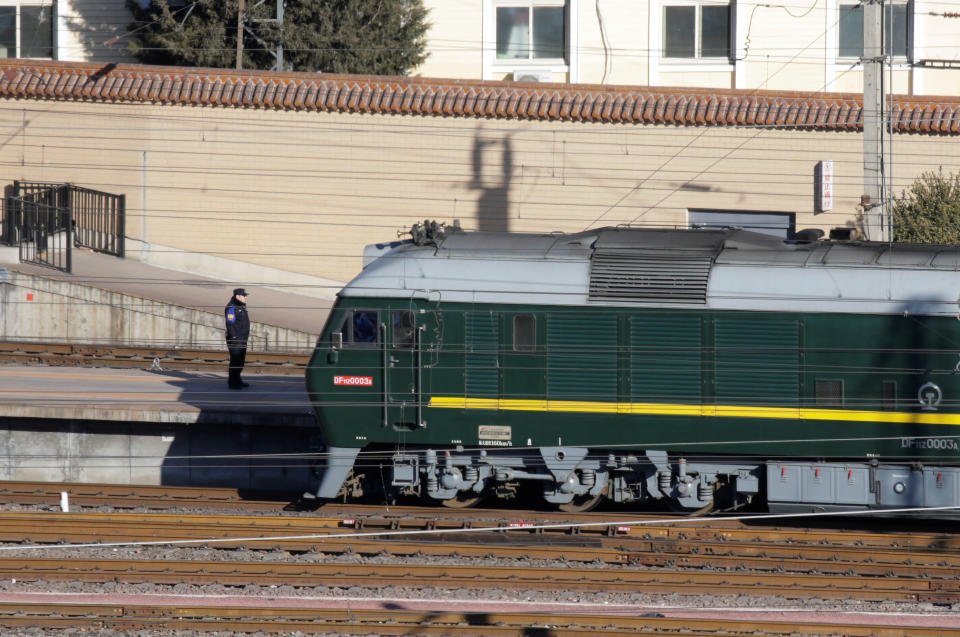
left=385, top=309, right=434, bottom=429
left=321, top=309, right=384, bottom=436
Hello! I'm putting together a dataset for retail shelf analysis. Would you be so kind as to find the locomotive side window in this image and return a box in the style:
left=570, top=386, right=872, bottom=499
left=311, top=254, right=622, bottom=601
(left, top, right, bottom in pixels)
left=393, top=310, right=416, bottom=349
left=513, top=313, right=536, bottom=352
left=815, top=379, right=843, bottom=407
left=340, top=310, right=378, bottom=347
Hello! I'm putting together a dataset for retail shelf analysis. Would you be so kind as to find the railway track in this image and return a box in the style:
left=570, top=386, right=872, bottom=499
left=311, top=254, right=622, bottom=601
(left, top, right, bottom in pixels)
left=0, top=341, right=310, bottom=373
left=0, top=601, right=952, bottom=636
left=0, top=555, right=958, bottom=602
left=0, top=492, right=958, bottom=633
left=0, top=480, right=302, bottom=511
left=0, top=510, right=959, bottom=603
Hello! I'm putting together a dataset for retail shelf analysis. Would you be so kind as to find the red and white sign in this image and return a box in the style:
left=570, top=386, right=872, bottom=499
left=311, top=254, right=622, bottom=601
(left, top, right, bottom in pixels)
left=334, top=376, right=373, bottom=386
left=818, top=160, right=833, bottom=212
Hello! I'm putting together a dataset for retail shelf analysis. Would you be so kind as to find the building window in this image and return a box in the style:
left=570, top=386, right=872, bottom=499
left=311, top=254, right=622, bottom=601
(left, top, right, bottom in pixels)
left=839, top=3, right=910, bottom=59
left=496, top=1, right=566, bottom=61
left=663, top=2, right=730, bottom=59
left=0, top=2, right=54, bottom=59
left=689, top=210, right=796, bottom=239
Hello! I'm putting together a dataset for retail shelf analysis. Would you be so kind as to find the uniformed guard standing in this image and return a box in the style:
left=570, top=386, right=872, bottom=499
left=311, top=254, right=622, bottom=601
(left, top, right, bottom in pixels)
left=225, top=288, right=251, bottom=389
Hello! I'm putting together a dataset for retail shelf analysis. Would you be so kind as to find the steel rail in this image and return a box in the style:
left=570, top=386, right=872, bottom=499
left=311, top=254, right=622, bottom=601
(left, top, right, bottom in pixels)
left=0, top=601, right=953, bottom=636
left=0, top=514, right=960, bottom=578
left=1, top=557, right=958, bottom=603
left=2, top=512, right=960, bottom=602
left=0, top=505, right=957, bottom=554
left=2, top=508, right=960, bottom=562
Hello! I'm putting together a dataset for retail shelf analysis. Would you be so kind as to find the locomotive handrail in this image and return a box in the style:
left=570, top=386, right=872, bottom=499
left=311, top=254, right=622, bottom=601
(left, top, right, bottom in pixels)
left=380, top=322, right=388, bottom=428
left=417, top=324, right=426, bottom=428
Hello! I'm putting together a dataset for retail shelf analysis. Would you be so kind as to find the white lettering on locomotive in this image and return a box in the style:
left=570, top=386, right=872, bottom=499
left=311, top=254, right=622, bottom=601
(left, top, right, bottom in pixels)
left=900, top=437, right=959, bottom=451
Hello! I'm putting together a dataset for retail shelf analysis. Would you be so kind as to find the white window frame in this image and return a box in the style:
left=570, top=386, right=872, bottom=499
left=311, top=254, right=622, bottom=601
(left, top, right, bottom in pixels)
left=0, top=0, right=55, bottom=60
left=650, top=0, right=734, bottom=76
left=660, top=1, right=732, bottom=61
left=824, top=0, right=915, bottom=93
left=483, top=0, right=579, bottom=81
left=836, top=0, right=912, bottom=62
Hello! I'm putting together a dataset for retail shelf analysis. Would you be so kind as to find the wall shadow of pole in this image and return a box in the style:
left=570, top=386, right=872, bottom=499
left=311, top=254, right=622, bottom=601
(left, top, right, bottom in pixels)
left=471, top=129, right=514, bottom=232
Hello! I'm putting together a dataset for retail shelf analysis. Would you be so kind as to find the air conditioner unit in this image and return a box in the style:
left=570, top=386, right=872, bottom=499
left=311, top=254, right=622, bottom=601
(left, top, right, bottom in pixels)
left=512, top=68, right=554, bottom=83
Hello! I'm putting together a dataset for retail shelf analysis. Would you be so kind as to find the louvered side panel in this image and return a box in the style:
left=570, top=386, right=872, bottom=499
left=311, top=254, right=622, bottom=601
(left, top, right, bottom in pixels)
left=465, top=311, right=499, bottom=398
left=715, top=317, right=800, bottom=405
left=589, top=251, right=712, bottom=303
left=547, top=313, right=618, bottom=400
left=630, top=314, right=702, bottom=403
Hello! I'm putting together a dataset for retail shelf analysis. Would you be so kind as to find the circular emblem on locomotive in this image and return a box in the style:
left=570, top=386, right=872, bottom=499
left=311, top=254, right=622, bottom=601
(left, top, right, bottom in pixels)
left=918, top=382, right=942, bottom=411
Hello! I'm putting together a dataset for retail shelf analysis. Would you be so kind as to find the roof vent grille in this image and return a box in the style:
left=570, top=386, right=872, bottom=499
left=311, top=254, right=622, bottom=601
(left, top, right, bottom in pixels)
left=589, top=250, right=713, bottom=304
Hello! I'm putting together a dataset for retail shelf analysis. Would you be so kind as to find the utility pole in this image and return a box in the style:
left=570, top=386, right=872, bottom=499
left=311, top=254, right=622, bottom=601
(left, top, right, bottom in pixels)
left=248, top=0, right=285, bottom=71
left=862, top=0, right=888, bottom=241
left=236, top=0, right=246, bottom=70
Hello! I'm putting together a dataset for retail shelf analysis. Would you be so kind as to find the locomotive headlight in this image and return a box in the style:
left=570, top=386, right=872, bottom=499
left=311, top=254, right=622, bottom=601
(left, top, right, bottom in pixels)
left=893, top=481, right=906, bottom=494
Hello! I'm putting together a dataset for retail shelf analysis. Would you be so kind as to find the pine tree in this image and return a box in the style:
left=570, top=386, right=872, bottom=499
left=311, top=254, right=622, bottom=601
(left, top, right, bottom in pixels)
left=125, top=0, right=430, bottom=75
left=892, top=169, right=960, bottom=244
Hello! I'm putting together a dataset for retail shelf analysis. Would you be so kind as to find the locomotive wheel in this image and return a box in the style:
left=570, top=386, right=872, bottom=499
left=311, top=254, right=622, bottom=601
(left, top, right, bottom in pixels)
left=441, top=491, right=485, bottom=508
left=557, top=491, right=605, bottom=513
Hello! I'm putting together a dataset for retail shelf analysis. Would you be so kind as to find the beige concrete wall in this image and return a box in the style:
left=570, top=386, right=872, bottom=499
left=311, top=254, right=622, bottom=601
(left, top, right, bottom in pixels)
left=0, top=270, right=315, bottom=352
left=2, top=98, right=959, bottom=286
left=0, top=422, right=315, bottom=489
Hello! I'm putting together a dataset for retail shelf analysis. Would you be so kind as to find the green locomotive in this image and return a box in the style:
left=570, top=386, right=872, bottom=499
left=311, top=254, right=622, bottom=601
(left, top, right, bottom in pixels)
left=306, top=223, right=960, bottom=513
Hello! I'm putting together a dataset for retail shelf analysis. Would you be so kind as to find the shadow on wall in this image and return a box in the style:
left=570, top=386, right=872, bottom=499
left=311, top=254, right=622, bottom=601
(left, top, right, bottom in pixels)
left=63, top=1, right=139, bottom=64
left=470, top=128, right=514, bottom=232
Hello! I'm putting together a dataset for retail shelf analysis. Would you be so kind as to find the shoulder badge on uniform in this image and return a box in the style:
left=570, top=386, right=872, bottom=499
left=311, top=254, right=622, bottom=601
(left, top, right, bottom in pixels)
left=226, top=310, right=236, bottom=323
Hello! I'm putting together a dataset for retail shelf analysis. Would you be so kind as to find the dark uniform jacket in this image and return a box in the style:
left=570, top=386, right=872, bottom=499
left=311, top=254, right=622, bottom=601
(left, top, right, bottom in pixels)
left=225, top=298, right=250, bottom=348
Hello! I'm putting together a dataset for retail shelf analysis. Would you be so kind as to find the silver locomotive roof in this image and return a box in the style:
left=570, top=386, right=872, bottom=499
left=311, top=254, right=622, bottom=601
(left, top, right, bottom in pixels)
left=342, top=227, right=960, bottom=316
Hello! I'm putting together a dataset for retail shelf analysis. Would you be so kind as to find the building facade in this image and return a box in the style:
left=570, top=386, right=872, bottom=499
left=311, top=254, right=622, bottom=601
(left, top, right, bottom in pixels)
left=3, top=2, right=957, bottom=96
left=1, top=60, right=958, bottom=291
left=421, top=0, right=960, bottom=95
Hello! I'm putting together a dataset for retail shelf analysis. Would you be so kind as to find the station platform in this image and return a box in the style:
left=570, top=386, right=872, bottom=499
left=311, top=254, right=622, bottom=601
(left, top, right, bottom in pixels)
left=0, top=366, right=315, bottom=428
left=1, top=247, right=333, bottom=335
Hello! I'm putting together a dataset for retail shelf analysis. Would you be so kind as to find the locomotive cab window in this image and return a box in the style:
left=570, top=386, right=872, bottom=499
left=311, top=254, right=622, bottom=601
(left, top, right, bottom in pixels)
left=513, top=313, right=536, bottom=352
left=393, top=310, right=416, bottom=349
left=340, top=310, right=379, bottom=347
